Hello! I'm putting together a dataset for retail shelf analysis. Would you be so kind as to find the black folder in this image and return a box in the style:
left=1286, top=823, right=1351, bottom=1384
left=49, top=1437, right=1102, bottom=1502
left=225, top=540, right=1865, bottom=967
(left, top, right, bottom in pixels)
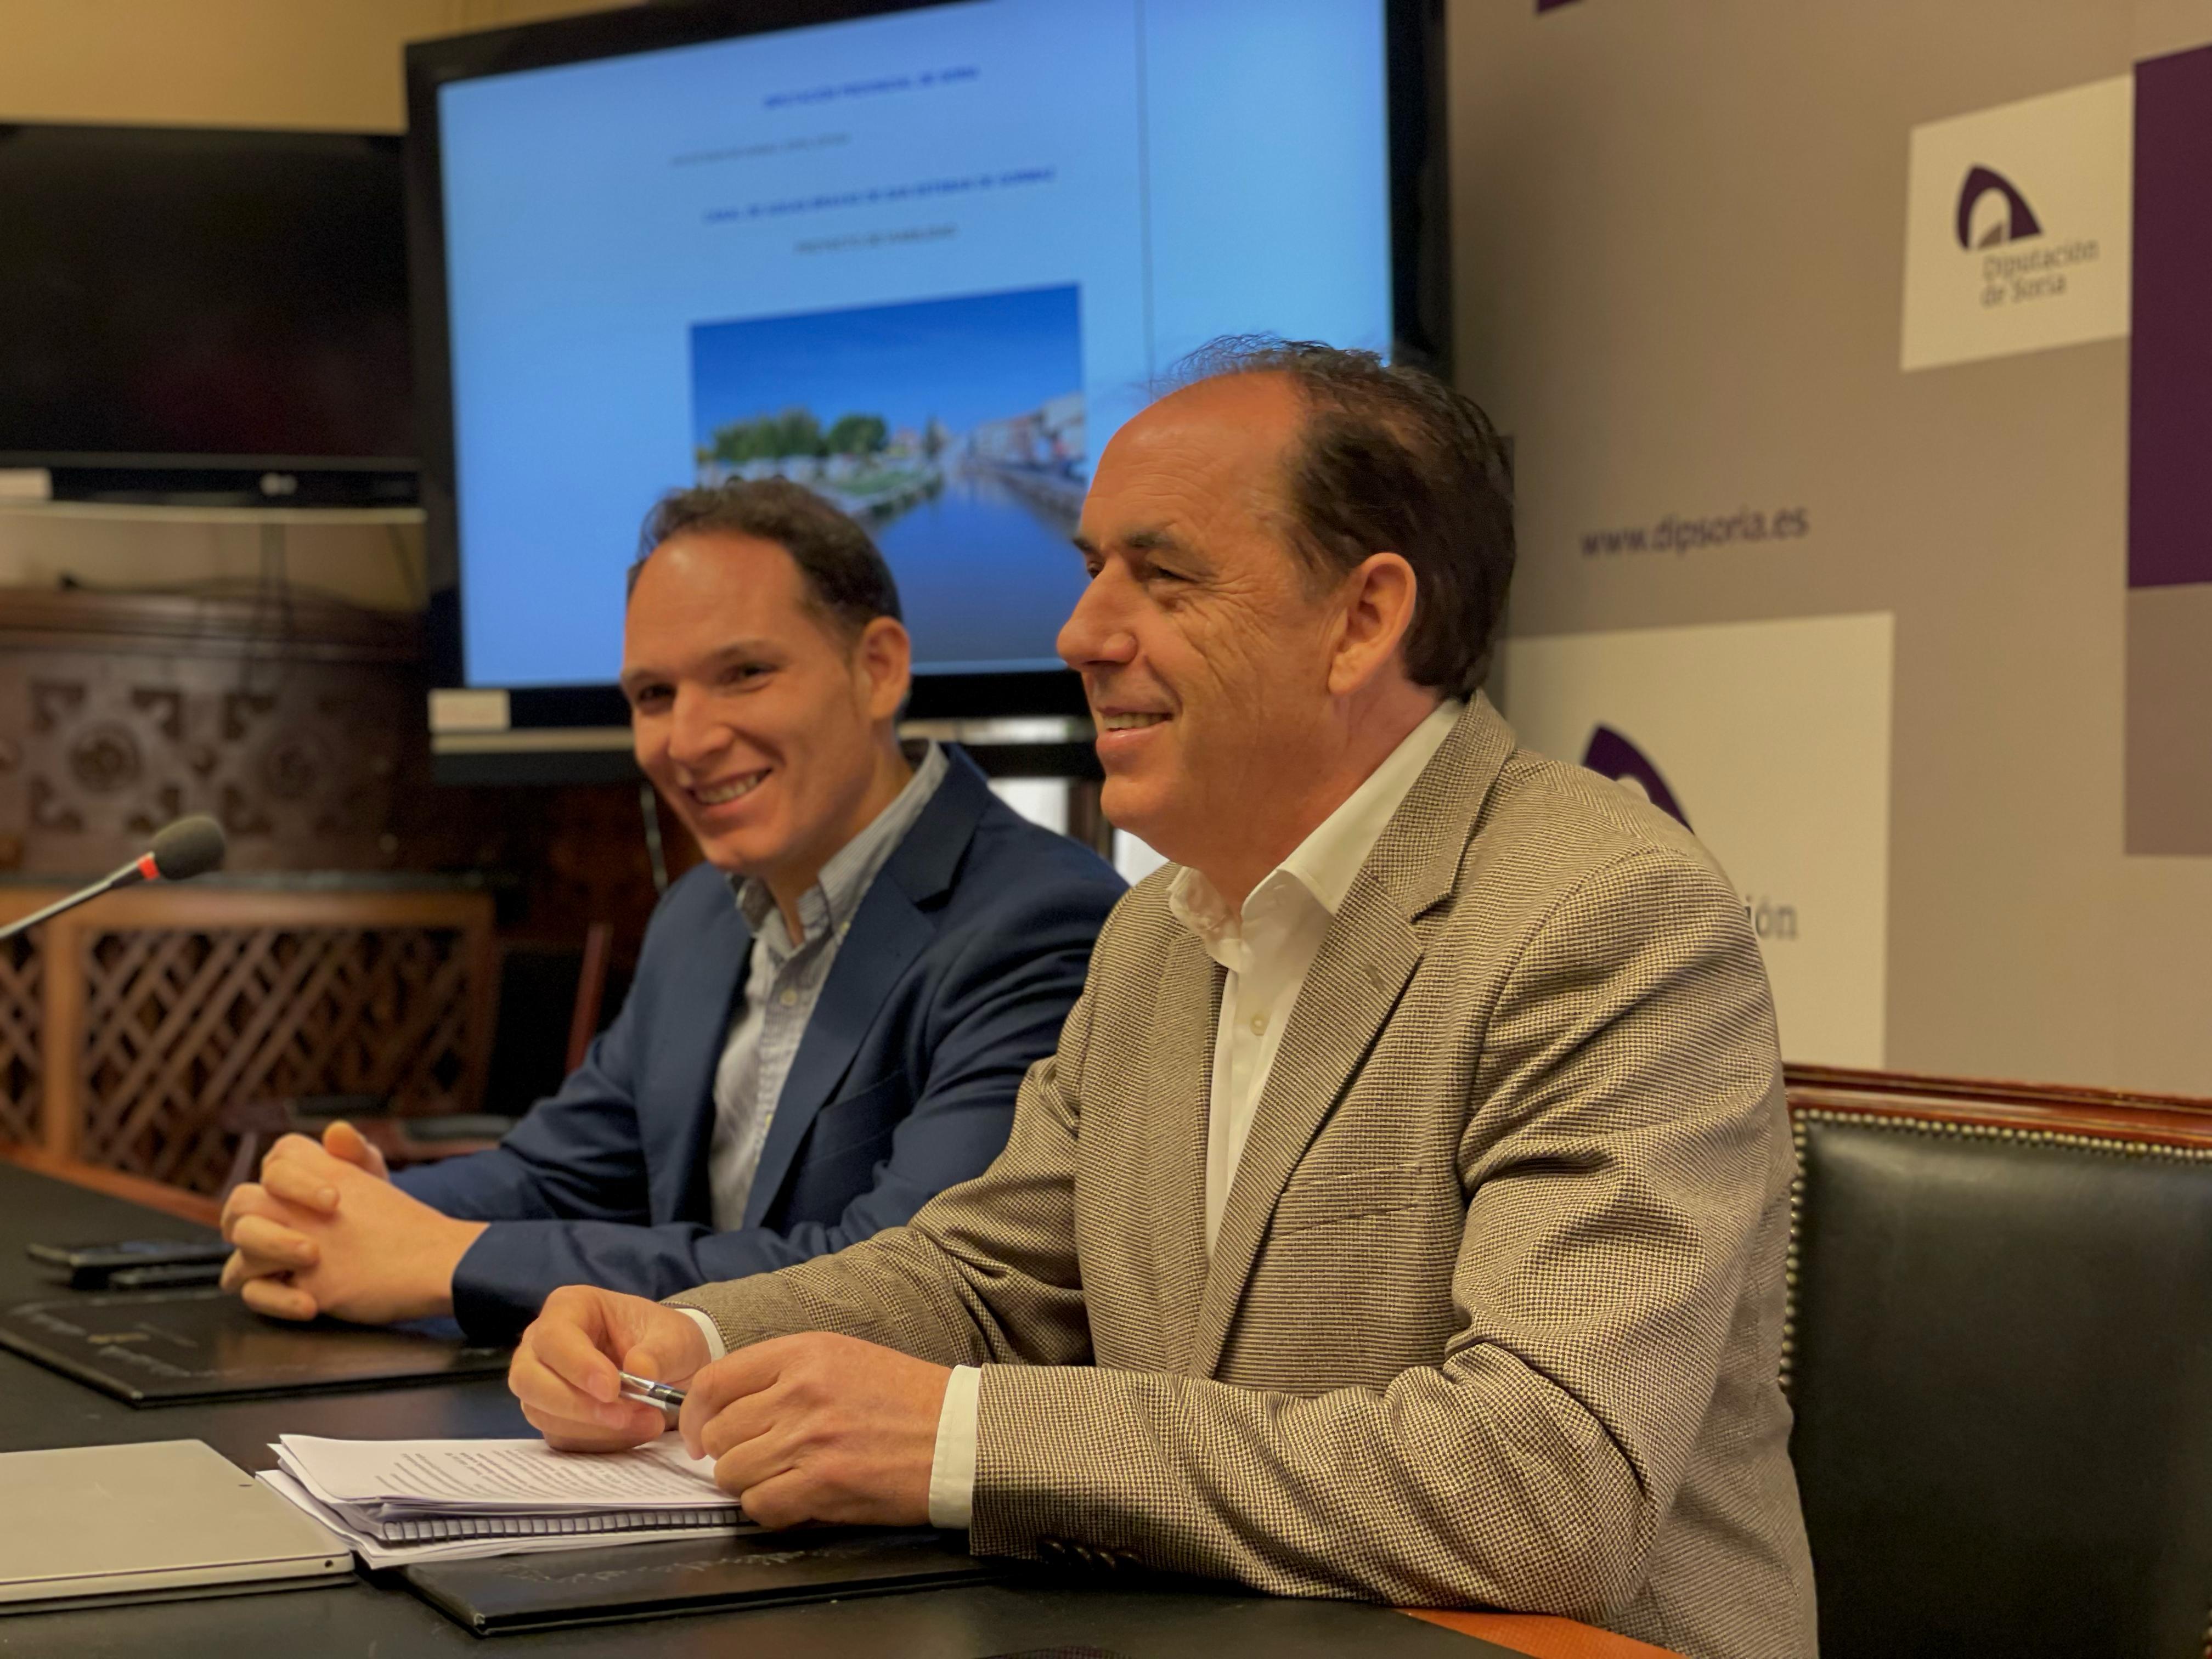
left=400, top=1528, right=999, bottom=1635
left=0, top=1288, right=509, bottom=1403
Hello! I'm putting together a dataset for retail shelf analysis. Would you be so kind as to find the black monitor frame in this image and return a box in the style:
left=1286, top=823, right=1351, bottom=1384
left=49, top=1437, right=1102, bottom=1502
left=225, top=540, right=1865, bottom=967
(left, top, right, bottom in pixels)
left=0, top=122, right=419, bottom=509
left=408, top=0, right=1450, bottom=781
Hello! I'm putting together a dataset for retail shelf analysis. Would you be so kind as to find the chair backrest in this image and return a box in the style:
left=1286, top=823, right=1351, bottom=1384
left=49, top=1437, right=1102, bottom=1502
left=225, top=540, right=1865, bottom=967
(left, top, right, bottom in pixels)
left=1784, top=1067, right=2212, bottom=1659
left=565, top=921, right=616, bottom=1075
left=479, top=926, right=623, bottom=1122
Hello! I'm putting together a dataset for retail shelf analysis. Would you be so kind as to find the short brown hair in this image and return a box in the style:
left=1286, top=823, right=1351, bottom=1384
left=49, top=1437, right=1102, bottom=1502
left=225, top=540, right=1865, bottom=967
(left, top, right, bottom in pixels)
left=1175, top=338, right=1515, bottom=696
left=629, top=478, right=902, bottom=641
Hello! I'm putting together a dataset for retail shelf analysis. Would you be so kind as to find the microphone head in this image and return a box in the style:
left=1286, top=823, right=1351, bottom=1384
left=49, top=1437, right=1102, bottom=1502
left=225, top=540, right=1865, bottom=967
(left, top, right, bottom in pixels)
left=148, top=815, right=227, bottom=882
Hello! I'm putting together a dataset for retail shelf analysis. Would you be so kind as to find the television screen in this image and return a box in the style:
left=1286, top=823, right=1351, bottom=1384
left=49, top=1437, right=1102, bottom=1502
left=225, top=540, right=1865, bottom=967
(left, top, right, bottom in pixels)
left=417, top=0, right=1417, bottom=707
left=0, top=124, right=415, bottom=492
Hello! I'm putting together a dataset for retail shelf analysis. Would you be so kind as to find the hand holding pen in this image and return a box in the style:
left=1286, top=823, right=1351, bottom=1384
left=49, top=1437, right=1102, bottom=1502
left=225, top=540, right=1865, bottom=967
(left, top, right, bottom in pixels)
left=509, top=1285, right=710, bottom=1453
left=618, top=1370, right=687, bottom=1413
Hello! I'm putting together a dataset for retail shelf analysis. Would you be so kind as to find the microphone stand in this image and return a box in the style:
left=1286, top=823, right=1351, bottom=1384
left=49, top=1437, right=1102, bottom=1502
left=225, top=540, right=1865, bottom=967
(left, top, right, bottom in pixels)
left=0, top=857, right=160, bottom=944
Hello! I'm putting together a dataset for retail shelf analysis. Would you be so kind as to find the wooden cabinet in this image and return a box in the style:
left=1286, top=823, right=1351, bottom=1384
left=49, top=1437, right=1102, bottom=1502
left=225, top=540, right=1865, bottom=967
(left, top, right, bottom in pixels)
left=0, top=584, right=682, bottom=969
left=0, top=587, right=428, bottom=878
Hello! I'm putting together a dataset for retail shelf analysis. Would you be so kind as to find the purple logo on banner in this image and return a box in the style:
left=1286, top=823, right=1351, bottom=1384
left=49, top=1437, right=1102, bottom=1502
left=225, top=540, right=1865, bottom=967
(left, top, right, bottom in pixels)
left=1955, top=166, right=2042, bottom=249
left=1581, top=726, right=1690, bottom=829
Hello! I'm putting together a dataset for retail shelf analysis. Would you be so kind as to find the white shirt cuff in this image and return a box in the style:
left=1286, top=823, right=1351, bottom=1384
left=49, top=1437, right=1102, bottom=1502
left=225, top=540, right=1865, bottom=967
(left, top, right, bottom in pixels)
left=676, top=1306, right=727, bottom=1364
left=673, top=1313, right=973, bottom=1528
left=927, top=1364, right=981, bottom=1530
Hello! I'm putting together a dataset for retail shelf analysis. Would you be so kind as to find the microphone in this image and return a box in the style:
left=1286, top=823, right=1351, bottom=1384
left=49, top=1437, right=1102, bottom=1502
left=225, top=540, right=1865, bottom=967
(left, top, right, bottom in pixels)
left=0, top=815, right=228, bottom=942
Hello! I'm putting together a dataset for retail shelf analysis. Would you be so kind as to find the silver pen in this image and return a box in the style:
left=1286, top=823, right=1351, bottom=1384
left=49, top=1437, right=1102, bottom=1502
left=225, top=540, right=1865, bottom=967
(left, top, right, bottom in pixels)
left=617, top=1370, right=687, bottom=1411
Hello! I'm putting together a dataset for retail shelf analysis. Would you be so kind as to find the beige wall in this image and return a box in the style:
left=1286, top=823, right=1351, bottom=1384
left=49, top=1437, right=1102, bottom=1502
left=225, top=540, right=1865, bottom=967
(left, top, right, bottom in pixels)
left=1449, top=0, right=2212, bottom=1093
left=5, top=1, right=2205, bottom=1091
left=0, top=0, right=624, bottom=609
left=0, top=0, right=619, bottom=132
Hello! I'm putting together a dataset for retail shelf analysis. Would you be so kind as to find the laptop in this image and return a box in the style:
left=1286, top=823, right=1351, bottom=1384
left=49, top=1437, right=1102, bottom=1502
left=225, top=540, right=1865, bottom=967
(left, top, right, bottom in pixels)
left=0, top=1440, right=352, bottom=1611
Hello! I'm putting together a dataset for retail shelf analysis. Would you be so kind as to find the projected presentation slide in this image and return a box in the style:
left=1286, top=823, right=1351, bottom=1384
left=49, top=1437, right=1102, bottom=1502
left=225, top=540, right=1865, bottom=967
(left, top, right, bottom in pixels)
left=439, top=0, right=1390, bottom=688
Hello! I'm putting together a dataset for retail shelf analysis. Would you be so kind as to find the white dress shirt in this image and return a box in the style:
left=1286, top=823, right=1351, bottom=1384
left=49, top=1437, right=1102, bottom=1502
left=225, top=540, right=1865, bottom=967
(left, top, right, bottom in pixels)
left=686, top=701, right=1465, bottom=1530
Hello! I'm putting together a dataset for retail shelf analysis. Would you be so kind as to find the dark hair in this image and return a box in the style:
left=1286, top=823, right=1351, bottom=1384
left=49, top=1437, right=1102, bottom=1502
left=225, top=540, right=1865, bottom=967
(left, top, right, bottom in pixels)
left=628, top=477, right=902, bottom=641
left=1172, top=337, right=1515, bottom=696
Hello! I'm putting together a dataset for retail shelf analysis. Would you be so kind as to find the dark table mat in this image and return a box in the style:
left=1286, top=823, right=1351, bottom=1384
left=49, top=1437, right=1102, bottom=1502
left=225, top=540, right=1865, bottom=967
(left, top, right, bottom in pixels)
left=0, top=1286, right=508, bottom=1404
left=402, top=1527, right=1001, bottom=1635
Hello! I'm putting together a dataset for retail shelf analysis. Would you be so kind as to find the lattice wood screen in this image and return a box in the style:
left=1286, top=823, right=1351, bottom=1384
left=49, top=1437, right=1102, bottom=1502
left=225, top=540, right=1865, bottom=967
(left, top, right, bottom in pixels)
left=0, top=887, right=493, bottom=1197
left=0, top=936, right=41, bottom=1143
left=78, top=926, right=478, bottom=1193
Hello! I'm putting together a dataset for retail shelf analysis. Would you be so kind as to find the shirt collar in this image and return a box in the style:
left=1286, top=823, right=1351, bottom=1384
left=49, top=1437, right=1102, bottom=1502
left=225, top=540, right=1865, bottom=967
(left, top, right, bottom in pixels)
left=733, top=741, right=948, bottom=952
left=1168, top=699, right=1464, bottom=945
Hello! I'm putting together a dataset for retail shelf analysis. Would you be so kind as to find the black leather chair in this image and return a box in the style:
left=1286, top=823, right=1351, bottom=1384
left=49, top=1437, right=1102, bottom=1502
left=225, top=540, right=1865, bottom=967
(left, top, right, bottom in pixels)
left=1786, top=1076, right=2212, bottom=1659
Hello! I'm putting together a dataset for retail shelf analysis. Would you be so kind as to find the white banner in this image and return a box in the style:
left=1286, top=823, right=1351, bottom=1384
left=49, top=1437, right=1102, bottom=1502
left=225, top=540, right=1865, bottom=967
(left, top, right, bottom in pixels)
left=1901, top=75, right=2132, bottom=371
left=1501, top=613, right=1895, bottom=1066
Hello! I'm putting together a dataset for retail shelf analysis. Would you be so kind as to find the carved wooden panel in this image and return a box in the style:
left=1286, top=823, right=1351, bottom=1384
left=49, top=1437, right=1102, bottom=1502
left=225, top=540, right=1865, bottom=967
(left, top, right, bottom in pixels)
left=0, top=936, right=40, bottom=1143
left=0, top=588, right=675, bottom=973
left=0, top=885, right=493, bottom=1198
left=0, top=589, right=421, bottom=877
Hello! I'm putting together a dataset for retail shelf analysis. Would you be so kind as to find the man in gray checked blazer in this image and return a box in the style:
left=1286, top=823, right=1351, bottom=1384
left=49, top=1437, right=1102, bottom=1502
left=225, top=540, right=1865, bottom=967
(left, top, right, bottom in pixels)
left=509, top=341, right=1818, bottom=1659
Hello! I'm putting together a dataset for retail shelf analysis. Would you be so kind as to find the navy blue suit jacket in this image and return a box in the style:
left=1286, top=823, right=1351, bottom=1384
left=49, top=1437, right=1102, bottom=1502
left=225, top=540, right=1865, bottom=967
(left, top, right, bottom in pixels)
left=396, top=748, right=1123, bottom=1341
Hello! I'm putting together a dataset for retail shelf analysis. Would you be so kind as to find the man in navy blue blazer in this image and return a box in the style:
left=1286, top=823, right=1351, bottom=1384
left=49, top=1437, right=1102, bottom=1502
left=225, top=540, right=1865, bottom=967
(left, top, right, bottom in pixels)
left=217, top=479, right=1122, bottom=1341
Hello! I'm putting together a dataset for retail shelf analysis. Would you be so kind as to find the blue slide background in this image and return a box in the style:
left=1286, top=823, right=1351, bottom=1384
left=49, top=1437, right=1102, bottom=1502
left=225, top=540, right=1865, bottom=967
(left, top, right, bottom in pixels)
left=439, top=0, right=1390, bottom=687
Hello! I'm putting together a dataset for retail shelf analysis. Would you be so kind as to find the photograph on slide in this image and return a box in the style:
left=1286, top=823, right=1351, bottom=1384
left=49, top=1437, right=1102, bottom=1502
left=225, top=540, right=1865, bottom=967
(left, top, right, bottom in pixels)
left=690, top=284, right=1087, bottom=671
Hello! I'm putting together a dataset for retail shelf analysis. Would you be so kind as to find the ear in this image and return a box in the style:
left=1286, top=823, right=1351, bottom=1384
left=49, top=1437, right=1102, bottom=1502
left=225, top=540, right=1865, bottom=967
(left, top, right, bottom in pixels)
left=1325, top=552, right=1418, bottom=697
left=855, top=616, right=913, bottom=723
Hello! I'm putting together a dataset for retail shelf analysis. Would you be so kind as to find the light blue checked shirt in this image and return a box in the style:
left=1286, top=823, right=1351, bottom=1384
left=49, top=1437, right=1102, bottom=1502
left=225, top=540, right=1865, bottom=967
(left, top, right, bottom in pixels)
left=705, top=743, right=948, bottom=1230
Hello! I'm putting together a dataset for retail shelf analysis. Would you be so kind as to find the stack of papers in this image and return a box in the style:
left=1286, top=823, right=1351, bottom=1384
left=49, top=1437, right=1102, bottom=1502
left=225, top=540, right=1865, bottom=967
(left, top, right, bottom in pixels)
left=257, top=1434, right=753, bottom=1569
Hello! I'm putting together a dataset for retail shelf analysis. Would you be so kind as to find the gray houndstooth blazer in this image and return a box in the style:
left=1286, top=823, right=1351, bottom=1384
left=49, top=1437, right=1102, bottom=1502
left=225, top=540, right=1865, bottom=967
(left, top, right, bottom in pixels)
left=672, top=695, right=1818, bottom=1659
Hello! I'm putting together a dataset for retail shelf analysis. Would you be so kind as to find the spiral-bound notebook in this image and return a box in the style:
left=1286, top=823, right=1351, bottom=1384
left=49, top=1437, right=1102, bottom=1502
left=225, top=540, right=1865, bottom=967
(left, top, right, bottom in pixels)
left=257, top=1434, right=754, bottom=1570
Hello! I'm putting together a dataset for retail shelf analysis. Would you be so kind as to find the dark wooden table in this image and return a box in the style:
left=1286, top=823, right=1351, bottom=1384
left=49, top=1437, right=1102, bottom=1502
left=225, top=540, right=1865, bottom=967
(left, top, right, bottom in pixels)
left=0, top=1161, right=1673, bottom=1657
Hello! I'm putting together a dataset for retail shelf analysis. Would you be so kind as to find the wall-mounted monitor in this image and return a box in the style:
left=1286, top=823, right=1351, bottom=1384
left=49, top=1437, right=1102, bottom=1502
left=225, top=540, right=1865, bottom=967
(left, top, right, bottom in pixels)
left=0, top=123, right=416, bottom=509
left=409, top=0, right=1448, bottom=782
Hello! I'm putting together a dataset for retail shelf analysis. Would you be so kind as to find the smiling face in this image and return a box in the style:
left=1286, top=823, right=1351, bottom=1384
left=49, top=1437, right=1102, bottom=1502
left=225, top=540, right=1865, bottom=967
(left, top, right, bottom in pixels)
left=622, top=532, right=910, bottom=888
left=1059, top=374, right=1381, bottom=894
